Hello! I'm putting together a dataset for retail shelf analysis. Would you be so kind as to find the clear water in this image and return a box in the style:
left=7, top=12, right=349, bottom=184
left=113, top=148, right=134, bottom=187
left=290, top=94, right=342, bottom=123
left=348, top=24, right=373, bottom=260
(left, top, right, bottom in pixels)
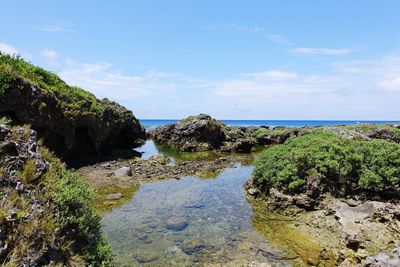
left=135, top=140, right=220, bottom=162
left=101, top=165, right=293, bottom=266
left=140, top=119, right=399, bottom=129
left=101, top=142, right=325, bottom=266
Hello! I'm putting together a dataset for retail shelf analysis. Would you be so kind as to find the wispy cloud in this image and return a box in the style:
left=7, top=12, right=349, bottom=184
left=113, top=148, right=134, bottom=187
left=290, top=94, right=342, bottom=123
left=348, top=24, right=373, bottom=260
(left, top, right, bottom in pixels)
left=57, top=52, right=400, bottom=119
left=0, top=42, right=19, bottom=55
left=36, top=21, right=75, bottom=33
left=266, top=34, right=292, bottom=45
left=334, top=55, right=400, bottom=92
left=242, top=70, right=298, bottom=80
left=41, top=49, right=59, bottom=64
left=206, top=24, right=295, bottom=48
left=58, top=60, right=185, bottom=101
left=5, top=45, right=391, bottom=119
left=293, top=47, right=353, bottom=56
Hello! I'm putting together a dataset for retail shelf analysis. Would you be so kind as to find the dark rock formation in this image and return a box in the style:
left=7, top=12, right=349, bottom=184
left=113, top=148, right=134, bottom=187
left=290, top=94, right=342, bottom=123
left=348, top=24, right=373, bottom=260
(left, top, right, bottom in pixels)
left=0, top=77, right=146, bottom=160
left=150, top=114, right=226, bottom=151
left=149, top=114, right=302, bottom=153
left=367, top=128, right=400, bottom=143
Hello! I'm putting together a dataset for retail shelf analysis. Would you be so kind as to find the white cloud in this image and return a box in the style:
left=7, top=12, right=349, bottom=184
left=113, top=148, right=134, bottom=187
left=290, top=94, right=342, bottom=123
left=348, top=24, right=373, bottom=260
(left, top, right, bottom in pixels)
left=0, top=42, right=19, bottom=55
left=41, top=49, right=59, bottom=64
left=377, top=77, right=400, bottom=92
left=243, top=70, right=298, bottom=80
left=293, top=47, right=352, bottom=56
left=51, top=53, right=400, bottom=120
left=333, top=54, right=400, bottom=93
left=58, top=60, right=185, bottom=102
left=266, top=34, right=292, bottom=45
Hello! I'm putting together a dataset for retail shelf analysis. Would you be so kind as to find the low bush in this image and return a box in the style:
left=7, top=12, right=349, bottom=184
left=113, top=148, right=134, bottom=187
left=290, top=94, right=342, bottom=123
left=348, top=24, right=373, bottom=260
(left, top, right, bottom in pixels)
left=42, top=148, right=113, bottom=265
left=1, top=136, right=112, bottom=265
left=253, top=132, right=400, bottom=196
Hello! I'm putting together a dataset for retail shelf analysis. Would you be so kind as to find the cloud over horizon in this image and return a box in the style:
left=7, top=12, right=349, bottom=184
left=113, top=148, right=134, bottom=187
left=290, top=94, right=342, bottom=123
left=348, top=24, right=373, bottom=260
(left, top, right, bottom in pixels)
left=2, top=42, right=399, bottom=120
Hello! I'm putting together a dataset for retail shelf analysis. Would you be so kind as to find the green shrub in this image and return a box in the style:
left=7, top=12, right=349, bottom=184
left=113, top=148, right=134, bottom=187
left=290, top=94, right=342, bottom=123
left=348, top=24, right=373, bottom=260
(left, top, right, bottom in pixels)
left=253, top=132, right=400, bottom=194
left=53, top=169, right=112, bottom=265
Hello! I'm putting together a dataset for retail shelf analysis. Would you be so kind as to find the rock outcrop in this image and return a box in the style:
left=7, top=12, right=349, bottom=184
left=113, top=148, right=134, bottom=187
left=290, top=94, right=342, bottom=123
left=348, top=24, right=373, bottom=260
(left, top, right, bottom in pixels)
left=150, top=114, right=227, bottom=151
left=0, top=77, right=146, bottom=159
left=0, top=54, right=146, bottom=161
left=149, top=114, right=303, bottom=153
left=0, top=124, right=111, bottom=265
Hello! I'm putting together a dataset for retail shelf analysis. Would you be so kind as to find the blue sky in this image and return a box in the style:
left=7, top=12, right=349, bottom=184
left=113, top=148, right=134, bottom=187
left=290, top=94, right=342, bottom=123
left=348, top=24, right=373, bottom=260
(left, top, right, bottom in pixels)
left=1, top=1, right=400, bottom=120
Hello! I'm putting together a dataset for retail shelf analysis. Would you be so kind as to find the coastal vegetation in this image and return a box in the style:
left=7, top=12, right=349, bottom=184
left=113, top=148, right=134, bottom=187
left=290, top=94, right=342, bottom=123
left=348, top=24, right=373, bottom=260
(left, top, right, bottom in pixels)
left=0, top=53, right=102, bottom=116
left=0, top=125, right=112, bottom=266
left=0, top=53, right=146, bottom=159
left=253, top=131, right=400, bottom=196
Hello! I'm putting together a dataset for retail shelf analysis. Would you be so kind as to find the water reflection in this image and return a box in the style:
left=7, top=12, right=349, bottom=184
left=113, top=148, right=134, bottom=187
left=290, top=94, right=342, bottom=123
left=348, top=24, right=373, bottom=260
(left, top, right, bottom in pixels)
left=134, top=140, right=221, bottom=162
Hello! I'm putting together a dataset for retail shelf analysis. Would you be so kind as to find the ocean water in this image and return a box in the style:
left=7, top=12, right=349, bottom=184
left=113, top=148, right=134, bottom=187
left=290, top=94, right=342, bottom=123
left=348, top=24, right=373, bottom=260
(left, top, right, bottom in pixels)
left=140, top=119, right=399, bottom=129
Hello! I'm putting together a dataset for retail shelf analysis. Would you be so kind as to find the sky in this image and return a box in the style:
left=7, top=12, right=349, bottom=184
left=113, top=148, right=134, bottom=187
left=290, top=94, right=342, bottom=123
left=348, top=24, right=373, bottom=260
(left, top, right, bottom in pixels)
left=1, top=0, right=400, bottom=120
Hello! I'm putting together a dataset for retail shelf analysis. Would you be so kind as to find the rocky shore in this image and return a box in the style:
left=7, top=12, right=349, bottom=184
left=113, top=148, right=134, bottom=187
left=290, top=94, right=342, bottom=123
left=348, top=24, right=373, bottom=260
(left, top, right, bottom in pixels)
left=2, top=53, right=399, bottom=266
left=149, top=114, right=400, bottom=155
left=76, top=154, right=253, bottom=211
left=245, top=128, right=400, bottom=266
left=149, top=114, right=306, bottom=153
left=0, top=54, right=146, bottom=161
left=0, top=124, right=112, bottom=265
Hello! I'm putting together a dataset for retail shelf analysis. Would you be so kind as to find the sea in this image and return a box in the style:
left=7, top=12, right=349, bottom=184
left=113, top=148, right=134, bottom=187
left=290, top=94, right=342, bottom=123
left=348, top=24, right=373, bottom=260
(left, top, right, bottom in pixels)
left=140, top=119, right=399, bottom=130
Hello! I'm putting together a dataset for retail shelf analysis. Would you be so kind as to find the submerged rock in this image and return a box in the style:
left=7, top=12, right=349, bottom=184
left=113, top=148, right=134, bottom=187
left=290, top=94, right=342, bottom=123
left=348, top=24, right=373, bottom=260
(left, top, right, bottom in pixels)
left=181, top=239, right=206, bottom=255
left=133, top=250, right=159, bottom=263
left=165, top=217, right=188, bottom=231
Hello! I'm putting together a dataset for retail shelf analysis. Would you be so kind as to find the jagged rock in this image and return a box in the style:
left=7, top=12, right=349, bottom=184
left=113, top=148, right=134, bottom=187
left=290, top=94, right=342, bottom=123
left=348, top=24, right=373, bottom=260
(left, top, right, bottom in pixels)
left=149, top=114, right=302, bottom=153
left=368, top=128, right=400, bottom=143
left=150, top=114, right=226, bottom=151
left=344, top=233, right=363, bottom=251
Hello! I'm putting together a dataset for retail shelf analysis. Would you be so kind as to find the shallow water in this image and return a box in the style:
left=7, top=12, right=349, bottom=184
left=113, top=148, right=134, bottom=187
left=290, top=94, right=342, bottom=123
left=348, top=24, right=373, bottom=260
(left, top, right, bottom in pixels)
left=135, top=140, right=221, bottom=162
left=101, top=141, right=323, bottom=266
left=102, top=165, right=294, bottom=266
